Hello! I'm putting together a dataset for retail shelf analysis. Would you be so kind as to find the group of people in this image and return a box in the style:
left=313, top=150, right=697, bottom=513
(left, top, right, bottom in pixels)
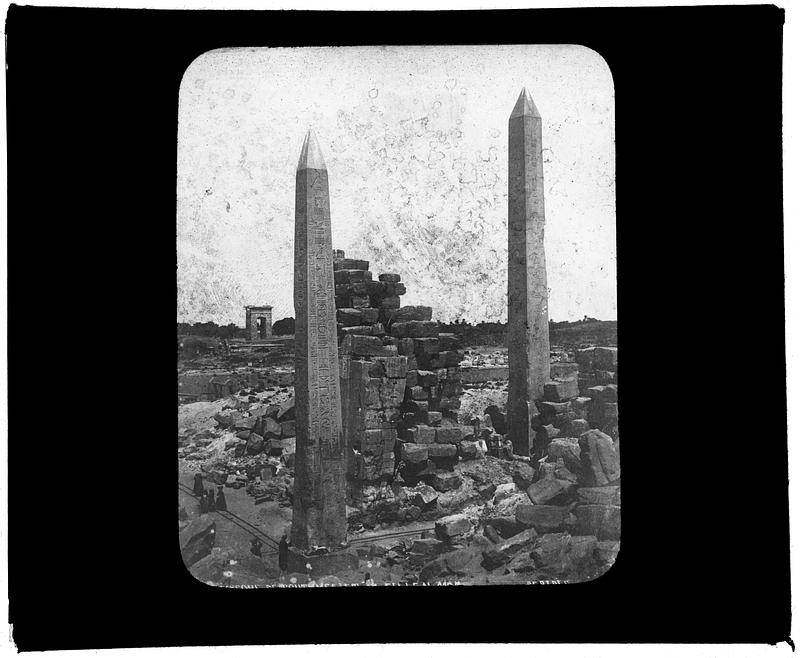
left=192, top=472, right=293, bottom=578
left=193, top=473, right=227, bottom=513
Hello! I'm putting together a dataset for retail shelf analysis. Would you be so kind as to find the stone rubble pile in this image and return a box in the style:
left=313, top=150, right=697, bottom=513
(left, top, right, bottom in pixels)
left=178, top=390, right=299, bottom=504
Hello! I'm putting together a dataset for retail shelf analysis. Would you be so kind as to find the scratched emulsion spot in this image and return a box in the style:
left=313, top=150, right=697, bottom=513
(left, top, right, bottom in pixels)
left=177, top=45, right=616, bottom=325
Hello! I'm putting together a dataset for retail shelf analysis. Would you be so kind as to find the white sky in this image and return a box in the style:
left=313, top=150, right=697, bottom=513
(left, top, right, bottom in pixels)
left=177, top=44, right=616, bottom=325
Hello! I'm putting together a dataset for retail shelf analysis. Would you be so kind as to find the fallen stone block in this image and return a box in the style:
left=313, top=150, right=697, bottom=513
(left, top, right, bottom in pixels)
left=261, top=417, right=282, bottom=438
left=568, top=535, right=599, bottom=567
left=577, top=486, right=621, bottom=506
left=493, top=482, right=518, bottom=504
left=458, top=439, right=484, bottom=460
left=245, top=434, right=265, bottom=454
left=213, top=412, right=237, bottom=429
left=484, top=524, right=501, bottom=544
left=593, top=346, right=618, bottom=371
left=515, top=504, right=576, bottom=533
left=234, top=416, right=258, bottom=431
left=510, top=462, right=537, bottom=490
left=410, top=537, right=444, bottom=557
left=543, top=380, right=579, bottom=402
left=443, top=547, right=483, bottom=575
left=579, top=429, right=621, bottom=486
left=565, top=418, right=590, bottom=437
left=526, top=478, right=575, bottom=505
left=547, top=437, right=582, bottom=474
left=430, top=471, right=463, bottom=492
left=481, top=527, right=539, bottom=570
left=280, top=420, right=296, bottom=438
left=413, top=484, right=439, bottom=508
left=277, top=397, right=295, bottom=422
left=530, top=532, right=572, bottom=569
left=574, top=504, right=621, bottom=540
left=435, top=513, right=472, bottom=539
left=485, top=515, right=522, bottom=539
left=418, top=555, right=449, bottom=582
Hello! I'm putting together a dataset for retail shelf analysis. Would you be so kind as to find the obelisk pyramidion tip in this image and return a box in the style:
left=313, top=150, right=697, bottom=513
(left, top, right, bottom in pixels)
left=510, top=87, right=540, bottom=119
left=297, top=130, right=327, bottom=171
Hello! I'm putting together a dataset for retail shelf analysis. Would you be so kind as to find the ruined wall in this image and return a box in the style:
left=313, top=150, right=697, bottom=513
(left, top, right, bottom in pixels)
left=333, top=251, right=483, bottom=505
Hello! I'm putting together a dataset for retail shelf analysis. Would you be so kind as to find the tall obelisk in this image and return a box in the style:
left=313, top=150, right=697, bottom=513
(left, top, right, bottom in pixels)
left=291, top=130, right=346, bottom=550
left=507, top=88, right=550, bottom=456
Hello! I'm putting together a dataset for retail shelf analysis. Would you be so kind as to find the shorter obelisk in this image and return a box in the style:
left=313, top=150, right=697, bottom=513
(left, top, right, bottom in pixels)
left=291, top=130, right=347, bottom=551
left=507, top=88, right=551, bottom=456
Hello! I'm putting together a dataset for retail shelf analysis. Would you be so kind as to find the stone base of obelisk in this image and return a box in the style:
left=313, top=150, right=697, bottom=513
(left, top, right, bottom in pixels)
left=286, top=546, right=359, bottom=578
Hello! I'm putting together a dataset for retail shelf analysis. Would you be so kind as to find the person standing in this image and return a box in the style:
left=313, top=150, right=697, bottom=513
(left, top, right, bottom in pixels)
left=278, top=533, right=289, bottom=573
left=207, top=488, right=216, bottom=512
left=193, top=472, right=204, bottom=497
left=215, top=486, right=227, bottom=511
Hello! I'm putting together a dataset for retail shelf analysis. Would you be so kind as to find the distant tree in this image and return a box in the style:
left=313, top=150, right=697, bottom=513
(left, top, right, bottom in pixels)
left=272, top=317, right=295, bottom=336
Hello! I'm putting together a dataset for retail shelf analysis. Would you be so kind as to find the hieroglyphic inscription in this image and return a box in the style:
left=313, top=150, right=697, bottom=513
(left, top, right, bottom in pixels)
left=306, top=170, right=340, bottom=460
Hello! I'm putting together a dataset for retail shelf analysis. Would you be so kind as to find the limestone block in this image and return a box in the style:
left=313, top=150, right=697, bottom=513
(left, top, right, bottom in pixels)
left=435, top=427, right=463, bottom=444
left=577, top=486, right=621, bottom=506
left=435, top=513, right=471, bottom=538
left=543, top=379, right=579, bottom=402
left=574, top=504, right=621, bottom=540
left=526, top=478, right=574, bottom=505
left=391, top=320, right=439, bottom=339
left=401, top=443, right=428, bottom=464
left=515, top=504, right=576, bottom=533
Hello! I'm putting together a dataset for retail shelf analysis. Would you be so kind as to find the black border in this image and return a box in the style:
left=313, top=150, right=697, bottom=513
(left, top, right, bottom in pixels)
left=7, top=4, right=788, bottom=650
